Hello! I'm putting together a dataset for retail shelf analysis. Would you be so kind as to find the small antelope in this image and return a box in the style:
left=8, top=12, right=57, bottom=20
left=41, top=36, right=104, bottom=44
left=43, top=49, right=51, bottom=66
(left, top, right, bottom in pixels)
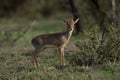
left=31, top=18, right=79, bottom=68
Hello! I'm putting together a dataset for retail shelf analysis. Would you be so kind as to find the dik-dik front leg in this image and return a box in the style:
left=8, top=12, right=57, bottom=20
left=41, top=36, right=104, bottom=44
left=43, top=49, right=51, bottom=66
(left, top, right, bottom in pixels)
left=58, top=47, right=65, bottom=66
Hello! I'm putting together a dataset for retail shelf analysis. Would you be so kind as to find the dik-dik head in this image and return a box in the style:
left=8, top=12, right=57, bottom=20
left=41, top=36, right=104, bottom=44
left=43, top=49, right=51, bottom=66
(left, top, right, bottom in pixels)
left=64, top=18, right=79, bottom=30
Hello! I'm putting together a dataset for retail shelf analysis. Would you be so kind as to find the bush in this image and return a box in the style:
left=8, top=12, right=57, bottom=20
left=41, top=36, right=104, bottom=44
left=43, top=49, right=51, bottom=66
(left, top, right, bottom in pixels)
left=69, top=25, right=120, bottom=66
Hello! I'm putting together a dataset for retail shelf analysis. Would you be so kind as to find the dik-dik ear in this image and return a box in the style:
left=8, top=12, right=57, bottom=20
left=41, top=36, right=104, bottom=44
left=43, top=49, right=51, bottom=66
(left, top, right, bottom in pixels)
left=74, top=18, right=79, bottom=24
left=63, top=19, right=67, bottom=23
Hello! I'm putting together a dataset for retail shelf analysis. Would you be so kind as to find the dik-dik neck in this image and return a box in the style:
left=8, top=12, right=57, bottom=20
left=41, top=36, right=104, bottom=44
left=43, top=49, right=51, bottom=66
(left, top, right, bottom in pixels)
left=64, top=26, right=74, bottom=41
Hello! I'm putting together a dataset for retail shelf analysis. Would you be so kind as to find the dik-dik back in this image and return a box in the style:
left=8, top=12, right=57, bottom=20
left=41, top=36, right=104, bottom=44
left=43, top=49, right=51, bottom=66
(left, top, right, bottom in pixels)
left=32, top=32, right=68, bottom=49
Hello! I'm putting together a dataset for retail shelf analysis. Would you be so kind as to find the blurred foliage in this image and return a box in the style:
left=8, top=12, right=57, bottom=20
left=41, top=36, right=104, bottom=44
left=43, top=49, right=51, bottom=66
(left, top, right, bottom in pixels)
left=0, top=0, right=119, bottom=22
left=0, top=0, right=26, bottom=17
left=69, top=24, right=120, bottom=66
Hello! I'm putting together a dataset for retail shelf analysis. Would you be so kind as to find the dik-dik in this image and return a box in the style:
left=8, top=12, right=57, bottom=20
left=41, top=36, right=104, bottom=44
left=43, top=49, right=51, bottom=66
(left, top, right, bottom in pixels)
left=31, top=18, right=79, bottom=68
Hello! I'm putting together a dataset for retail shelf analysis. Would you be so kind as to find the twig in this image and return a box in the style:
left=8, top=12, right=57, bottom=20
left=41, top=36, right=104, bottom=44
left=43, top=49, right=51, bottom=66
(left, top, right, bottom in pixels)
left=12, top=20, right=36, bottom=44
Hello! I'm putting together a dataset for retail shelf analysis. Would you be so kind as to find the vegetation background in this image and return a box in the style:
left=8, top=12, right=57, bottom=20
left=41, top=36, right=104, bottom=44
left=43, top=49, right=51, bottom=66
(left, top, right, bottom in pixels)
left=0, top=0, right=120, bottom=80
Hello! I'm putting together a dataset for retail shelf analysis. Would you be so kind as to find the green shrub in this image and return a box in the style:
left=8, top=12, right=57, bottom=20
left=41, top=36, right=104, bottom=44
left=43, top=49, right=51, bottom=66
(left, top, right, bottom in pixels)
left=69, top=25, right=120, bottom=66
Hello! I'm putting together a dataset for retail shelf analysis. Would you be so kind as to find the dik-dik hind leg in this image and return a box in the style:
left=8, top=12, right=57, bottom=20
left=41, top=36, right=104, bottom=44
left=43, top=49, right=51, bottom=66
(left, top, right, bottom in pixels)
left=32, top=48, right=44, bottom=68
left=32, top=50, right=39, bottom=68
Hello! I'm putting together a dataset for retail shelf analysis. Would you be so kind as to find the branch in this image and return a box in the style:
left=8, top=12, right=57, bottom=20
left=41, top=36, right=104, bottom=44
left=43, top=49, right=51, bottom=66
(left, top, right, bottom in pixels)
left=12, top=21, right=36, bottom=44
